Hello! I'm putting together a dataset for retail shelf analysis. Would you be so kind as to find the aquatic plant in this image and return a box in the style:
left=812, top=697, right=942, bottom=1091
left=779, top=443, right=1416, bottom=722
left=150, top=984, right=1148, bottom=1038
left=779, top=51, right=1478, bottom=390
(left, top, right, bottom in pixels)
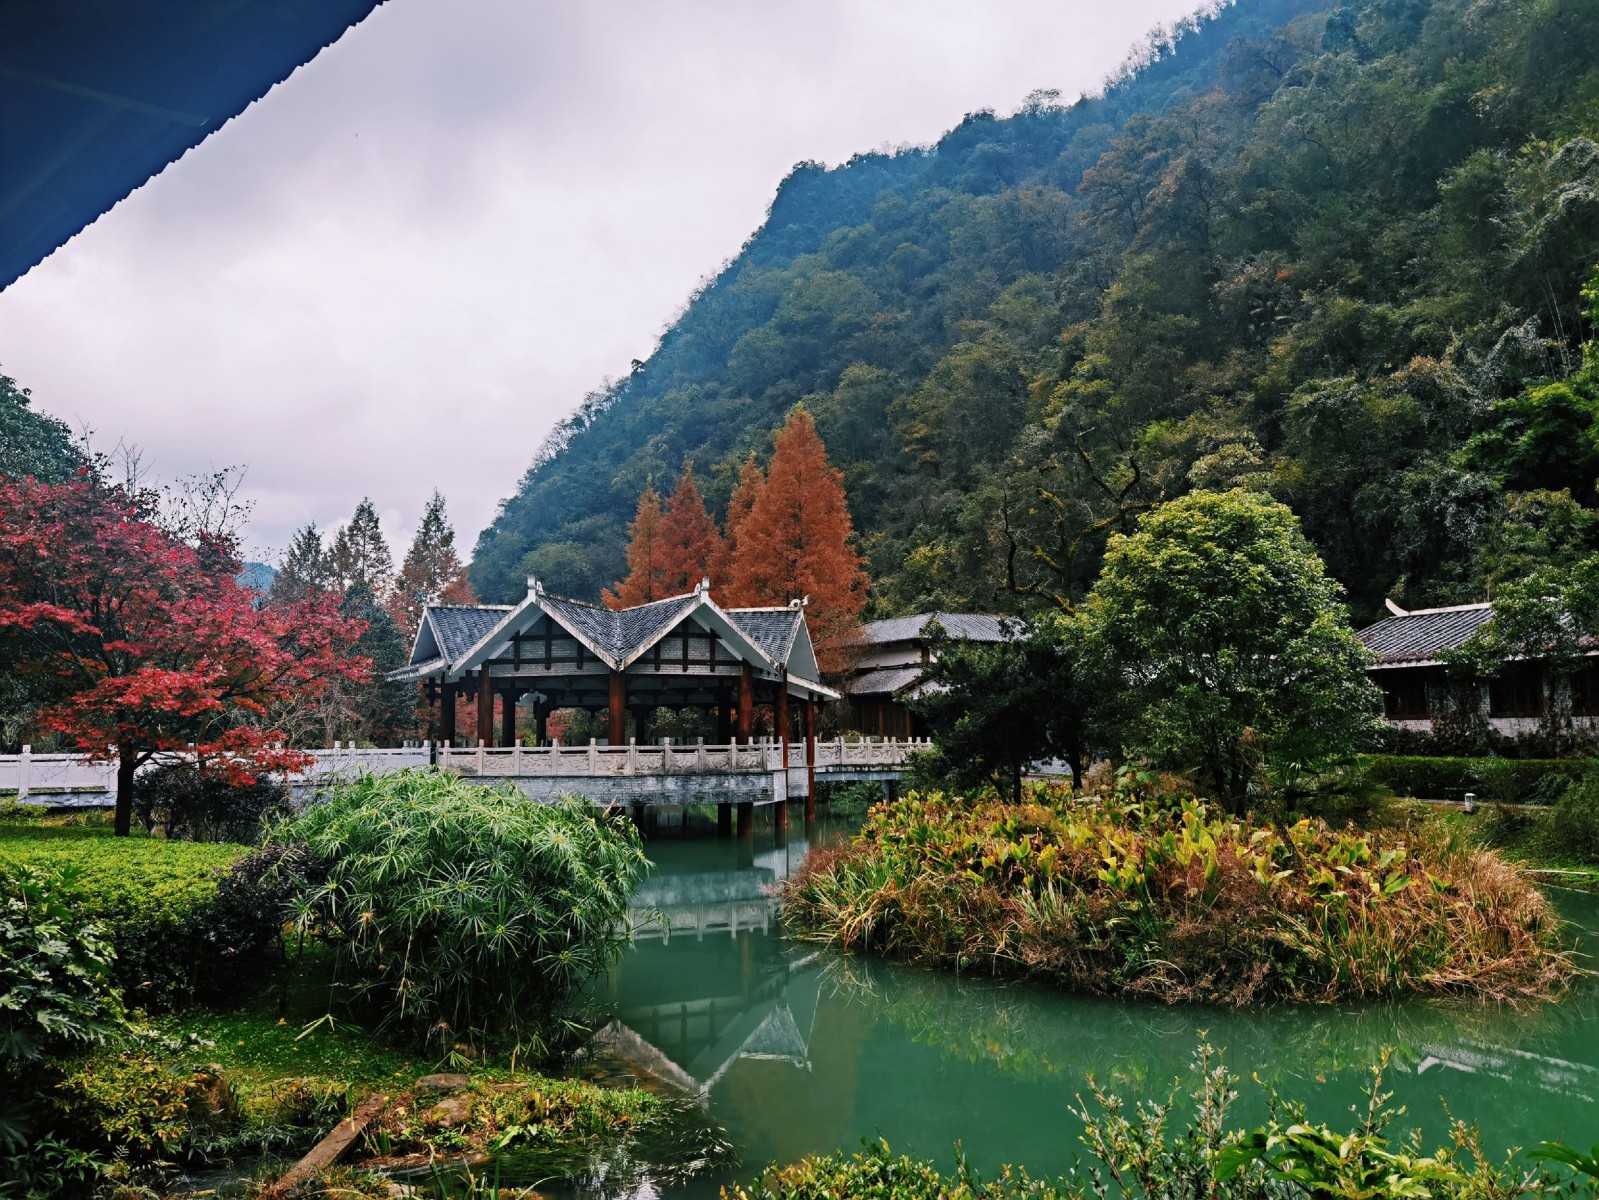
left=731, top=1043, right=1575, bottom=1199
left=782, top=786, right=1574, bottom=1006
left=290, top=769, right=648, bottom=1054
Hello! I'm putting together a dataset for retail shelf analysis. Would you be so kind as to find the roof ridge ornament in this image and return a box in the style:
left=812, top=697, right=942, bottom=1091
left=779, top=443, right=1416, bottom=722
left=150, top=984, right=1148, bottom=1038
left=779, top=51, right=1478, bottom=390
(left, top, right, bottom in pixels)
left=788, top=595, right=809, bottom=609
left=697, top=576, right=710, bottom=597
left=1385, top=598, right=1409, bottom=617
left=527, top=576, right=543, bottom=599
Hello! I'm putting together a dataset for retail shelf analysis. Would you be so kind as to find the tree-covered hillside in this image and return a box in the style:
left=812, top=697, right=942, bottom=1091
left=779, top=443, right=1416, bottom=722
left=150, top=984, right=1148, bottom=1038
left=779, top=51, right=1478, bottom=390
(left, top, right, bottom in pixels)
left=471, top=0, right=1599, bottom=624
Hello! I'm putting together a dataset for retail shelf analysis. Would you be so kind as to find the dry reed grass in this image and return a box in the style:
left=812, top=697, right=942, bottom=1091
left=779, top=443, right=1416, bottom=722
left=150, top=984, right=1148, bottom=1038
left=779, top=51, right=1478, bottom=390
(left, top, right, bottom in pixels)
left=782, top=789, right=1575, bottom=1006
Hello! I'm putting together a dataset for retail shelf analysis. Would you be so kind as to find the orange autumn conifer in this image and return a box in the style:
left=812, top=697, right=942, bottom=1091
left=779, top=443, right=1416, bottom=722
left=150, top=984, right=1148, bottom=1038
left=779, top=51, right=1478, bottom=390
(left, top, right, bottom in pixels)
left=714, top=456, right=765, bottom=605
left=730, top=408, right=866, bottom=665
left=603, top=482, right=668, bottom=609
left=657, top=463, right=723, bottom=595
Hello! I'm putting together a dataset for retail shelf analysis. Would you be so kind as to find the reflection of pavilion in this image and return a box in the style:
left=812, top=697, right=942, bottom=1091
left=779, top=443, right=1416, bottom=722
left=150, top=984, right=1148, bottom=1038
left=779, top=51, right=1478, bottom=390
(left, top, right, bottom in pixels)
left=600, top=851, right=822, bottom=1100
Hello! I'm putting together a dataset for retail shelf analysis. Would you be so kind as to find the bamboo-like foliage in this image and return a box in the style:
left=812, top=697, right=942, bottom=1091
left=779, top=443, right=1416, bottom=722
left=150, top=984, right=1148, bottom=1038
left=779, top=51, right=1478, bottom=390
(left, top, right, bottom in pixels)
left=290, top=770, right=647, bottom=1052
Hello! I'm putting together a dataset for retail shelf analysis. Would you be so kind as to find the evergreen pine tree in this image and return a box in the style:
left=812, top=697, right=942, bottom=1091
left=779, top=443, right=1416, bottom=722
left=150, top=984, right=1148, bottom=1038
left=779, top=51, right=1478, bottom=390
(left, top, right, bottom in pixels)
left=329, top=581, right=413, bottom=745
left=329, top=498, right=394, bottom=600
left=731, top=408, right=866, bottom=665
left=271, top=523, right=333, bottom=605
left=603, top=483, right=668, bottom=608
left=656, top=464, right=723, bottom=595
left=391, top=490, right=473, bottom=631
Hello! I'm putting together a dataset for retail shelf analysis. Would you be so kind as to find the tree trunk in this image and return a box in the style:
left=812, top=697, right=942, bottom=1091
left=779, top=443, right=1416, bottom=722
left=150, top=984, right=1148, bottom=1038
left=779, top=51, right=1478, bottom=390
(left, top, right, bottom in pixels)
left=114, top=746, right=136, bottom=837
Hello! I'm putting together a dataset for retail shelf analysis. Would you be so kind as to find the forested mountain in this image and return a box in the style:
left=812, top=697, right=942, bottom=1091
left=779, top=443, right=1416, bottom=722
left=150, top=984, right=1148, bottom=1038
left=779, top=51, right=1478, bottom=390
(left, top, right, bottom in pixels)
left=471, top=0, right=1599, bottom=624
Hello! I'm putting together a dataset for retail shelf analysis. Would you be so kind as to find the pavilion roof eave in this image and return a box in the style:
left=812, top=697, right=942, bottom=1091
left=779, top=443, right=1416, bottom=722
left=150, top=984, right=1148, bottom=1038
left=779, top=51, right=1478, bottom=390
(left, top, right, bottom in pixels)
left=388, top=656, right=447, bottom=684
left=619, top=590, right=781, bottom=675
left=787, top=673, right=841, bottom=702
left=448, top=584, right=617, bottom=681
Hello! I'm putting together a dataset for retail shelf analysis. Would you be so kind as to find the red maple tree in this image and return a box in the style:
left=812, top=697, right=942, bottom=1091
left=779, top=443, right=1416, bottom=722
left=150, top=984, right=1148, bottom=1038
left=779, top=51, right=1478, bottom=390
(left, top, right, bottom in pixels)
left=730, top=408, right=867, bottom=667
left=0, top=475, right=370, bottom=836
left=715, top=456, right=765, bottom=606
left=603, top=482, right=669, bottom=609
left=656, top=464, right=723, bottom=595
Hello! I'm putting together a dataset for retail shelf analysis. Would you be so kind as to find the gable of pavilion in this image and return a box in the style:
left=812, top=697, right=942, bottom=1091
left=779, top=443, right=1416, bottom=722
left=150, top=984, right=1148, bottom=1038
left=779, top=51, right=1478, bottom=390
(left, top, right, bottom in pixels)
left=389, top=578, right=837, bottom=747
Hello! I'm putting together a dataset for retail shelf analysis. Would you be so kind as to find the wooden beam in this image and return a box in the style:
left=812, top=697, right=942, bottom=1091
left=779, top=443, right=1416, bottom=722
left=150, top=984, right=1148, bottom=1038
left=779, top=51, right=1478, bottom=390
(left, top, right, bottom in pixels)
left=477, top=669, right=494, bottom=745
left=737, top=663, right=754, bottom=744
left=609, top=670, right=626, bottom=745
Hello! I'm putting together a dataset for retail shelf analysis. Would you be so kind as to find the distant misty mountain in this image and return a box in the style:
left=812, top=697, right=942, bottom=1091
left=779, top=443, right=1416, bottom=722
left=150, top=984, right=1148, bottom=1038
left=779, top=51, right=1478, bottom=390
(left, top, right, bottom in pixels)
left=237, top=561, right=278, bottom=594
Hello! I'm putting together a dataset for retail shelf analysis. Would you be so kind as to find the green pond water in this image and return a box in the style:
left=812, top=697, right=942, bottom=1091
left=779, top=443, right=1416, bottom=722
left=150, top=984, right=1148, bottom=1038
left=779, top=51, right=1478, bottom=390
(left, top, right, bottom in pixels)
left=575, top=812, right=1599, bottom=1197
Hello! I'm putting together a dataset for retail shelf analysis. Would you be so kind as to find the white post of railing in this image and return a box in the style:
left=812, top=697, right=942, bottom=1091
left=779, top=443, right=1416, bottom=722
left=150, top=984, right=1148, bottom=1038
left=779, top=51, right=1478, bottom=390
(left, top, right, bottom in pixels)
left=588, top=738, right=598, bottom=773
left=696, top=737, right=706, bottom=771
left=513, top=738, right=522, bottom=774
left=627, top=738, right=637, bottom=775
left=17, top=744, right=29, bottom=801
left=478, top=739, right=486, bottom=775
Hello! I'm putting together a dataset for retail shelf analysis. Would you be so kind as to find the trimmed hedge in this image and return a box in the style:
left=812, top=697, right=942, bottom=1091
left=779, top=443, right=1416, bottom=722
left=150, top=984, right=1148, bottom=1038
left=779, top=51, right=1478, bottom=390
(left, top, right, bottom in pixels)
left=0, top=827, right=249, bottom=1006
left=1364, top=755, right=1593, bottom=804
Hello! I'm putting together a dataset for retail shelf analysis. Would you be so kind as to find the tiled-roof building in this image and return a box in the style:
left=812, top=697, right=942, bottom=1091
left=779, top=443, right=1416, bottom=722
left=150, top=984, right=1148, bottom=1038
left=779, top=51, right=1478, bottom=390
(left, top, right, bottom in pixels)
left=1358, top=601, right=1599, bottom=733
left=390, top=578, right=837, bottom=750
left=840, top=612, right=1017, bottom=737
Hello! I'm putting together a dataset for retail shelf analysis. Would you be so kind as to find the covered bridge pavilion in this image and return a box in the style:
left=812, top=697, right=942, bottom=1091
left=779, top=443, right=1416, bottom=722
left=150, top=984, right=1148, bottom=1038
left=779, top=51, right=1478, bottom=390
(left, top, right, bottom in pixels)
left=389, top=578, right=841, bottom=829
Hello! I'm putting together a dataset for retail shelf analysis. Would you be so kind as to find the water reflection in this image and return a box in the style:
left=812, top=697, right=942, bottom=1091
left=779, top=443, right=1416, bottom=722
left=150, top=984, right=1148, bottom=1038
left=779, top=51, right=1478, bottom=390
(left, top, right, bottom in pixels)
left=594, top=820, right=1599, bottom=1198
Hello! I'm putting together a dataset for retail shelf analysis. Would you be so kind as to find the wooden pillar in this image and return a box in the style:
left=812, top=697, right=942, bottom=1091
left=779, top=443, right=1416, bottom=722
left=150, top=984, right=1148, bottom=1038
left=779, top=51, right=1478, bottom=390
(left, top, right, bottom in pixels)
left=716, top=693, right=732, bottom=742
left=535, top=701, right=548, bottom=746
left=737, top=663, right=754, bottom=744
left=717, top=803, right=732, bottom=838
left=501, top=689, right=518, bottom=747
left=630, top=705, right=650, bottom=743
left=609, top=670, right=626, bottom=746
left=736, top=801, right=753, bottom=839
left=777, top=671, right=790, bottom=769
left=441, top=684, right=457, bottom=746
left=477, top=669, right=493, bottom=745
left=804, top=696, right=817, bottom=823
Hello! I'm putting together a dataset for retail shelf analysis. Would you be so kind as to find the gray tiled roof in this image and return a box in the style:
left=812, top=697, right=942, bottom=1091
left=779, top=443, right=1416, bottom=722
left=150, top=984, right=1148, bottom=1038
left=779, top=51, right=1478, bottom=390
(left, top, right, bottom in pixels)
left=845, top=665, right=925, bottom=696
left=428, top=605, right=512, bottom=660
left=540, top=593, right=699, bottom=661
left=857, top=612, right=1015, bottom=645
left=1357, top=604, right=1493, bottom=664
left=727, top=609, right=801, bottom=662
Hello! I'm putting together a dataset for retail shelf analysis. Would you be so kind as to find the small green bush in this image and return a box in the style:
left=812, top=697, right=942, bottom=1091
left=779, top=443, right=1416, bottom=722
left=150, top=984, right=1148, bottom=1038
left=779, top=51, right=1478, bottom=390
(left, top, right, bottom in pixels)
left=0, top=827, right=248, bottom=1006
left=1544, top=768, right=1599, bottom=864
left=1364, top=755, right=1592, bottom=803
left=290, top=769, right=648, bottom=1052
left=133, top=761, right=291, bottom=844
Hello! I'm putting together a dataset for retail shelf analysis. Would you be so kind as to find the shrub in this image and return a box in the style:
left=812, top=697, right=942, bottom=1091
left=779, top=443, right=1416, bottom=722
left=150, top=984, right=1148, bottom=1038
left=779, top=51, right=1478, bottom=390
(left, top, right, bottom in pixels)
left=1544, top=768, right=1599, bottom=864
left=133, top=761, right=291, bottom=844
left=290, top=769, right=648, bottom=1052
left=822, top=780, right=886, bottom=815
left=782, top=787, right=1573, bottom=1006
left=0, top=827, right=249, bottom=1007
left=0, top=864, right=124, bottom=1163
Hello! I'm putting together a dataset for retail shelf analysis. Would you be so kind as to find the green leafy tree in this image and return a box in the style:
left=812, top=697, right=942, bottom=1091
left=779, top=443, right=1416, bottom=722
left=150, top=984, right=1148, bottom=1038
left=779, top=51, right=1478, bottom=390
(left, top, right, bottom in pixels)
left=1086, top=490, right=1382, bottom=812
left=911, top=613, right=1111, bottom=798
left=0, top=371, right=80, bottom=484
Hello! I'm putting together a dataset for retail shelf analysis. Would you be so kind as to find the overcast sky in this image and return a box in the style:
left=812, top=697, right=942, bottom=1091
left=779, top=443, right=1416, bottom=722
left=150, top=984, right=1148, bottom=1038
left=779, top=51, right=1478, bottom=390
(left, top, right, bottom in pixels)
left=0, top=0, right=1201, bottom=564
